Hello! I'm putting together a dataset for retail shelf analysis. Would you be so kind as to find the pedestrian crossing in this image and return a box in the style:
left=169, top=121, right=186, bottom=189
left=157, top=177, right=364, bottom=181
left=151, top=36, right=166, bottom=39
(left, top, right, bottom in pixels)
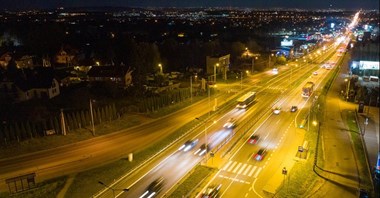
left=221, top=161, right=262, bottom=178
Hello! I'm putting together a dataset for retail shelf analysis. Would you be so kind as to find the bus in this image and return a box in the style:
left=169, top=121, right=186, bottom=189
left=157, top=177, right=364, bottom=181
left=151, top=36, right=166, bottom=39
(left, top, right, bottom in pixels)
left=236, top=91, right=256, bottom=109
left=302, top=82, right=314, bottom=97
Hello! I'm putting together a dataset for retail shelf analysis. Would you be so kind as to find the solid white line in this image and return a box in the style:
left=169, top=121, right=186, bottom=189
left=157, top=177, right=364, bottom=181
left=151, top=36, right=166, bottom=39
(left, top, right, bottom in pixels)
left=233, top=163, right=242, bottom=173
left=227, top=161, right=237, bottom=172
left=248, top=166, right=257, bottom=177
left=253, top=167, right=262, bottom=178
left=243, top=165, right=252, bottom=176
left=223, top=160, right=233, bottom=171
left=238, top=164, right=247, bottom=175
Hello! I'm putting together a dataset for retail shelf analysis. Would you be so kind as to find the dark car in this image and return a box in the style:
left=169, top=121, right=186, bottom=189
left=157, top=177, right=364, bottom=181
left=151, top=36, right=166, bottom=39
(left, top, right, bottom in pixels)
left=254, top=149, right=267, bottom=161
left=179, top=139, right=199, bottom=152
left=141, top=177, right=165, bottom=198
left=194, top=144, right=209, bottom=156
left=248, top=135, right=260, bottom=144
left=290, top=106, right=298, bottom=112
left=201, top=184, right=222, bottom=198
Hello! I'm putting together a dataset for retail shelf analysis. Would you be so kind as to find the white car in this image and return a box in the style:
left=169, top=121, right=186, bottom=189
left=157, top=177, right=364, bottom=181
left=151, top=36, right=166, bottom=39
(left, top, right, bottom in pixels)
left=223, top=118, right=236, bottom=128
left=273, top=107, right=281, bottom=115
left=313, top=71, right=318, bottom=75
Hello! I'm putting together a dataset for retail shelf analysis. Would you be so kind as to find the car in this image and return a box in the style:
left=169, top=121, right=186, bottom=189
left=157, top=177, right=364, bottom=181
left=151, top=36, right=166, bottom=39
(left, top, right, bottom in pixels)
left=141, top=177, right=165, bottom=198
left=313, top=71, right=318, bottom=75
left=179, top=139, right=199, bottom=152
left=201, top=184, right=222, bottom=198
left=254, top=148, right=267, bottom=161
left=272, top=68, right=278, bottom=74
left=290, top=106, right=298, bottom=112
left=194, top=143, right=209, bottom=156
left=248, top=135, right=260, bottom=144
left=273, top=107, right=281, bottom=115
left=223, top=118, right=236, bottom=128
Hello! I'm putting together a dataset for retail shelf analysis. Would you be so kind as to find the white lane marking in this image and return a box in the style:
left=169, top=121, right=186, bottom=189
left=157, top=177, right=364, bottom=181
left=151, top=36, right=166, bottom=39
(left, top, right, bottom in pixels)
left=223, top=161, right=233, bottom=171
left=233, top=163, right=242, bottom=173
left=248, top=166, right=257, bottom=177
left=253, top=167, right=262, bottom=178
left=238, top=164, right=247, bottom=175
left=243, top=165, right=252, bottom=176
left=227, top=161, right=237, bottom=172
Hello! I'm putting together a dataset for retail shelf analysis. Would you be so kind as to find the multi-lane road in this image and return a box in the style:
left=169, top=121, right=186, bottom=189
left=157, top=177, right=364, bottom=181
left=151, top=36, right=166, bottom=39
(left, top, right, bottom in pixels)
left=0, top=33, right=348, bottom=198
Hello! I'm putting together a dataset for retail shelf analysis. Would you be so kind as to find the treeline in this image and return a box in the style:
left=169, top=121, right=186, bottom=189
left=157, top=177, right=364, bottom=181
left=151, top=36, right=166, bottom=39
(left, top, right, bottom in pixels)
left=0, top=104, right=117, bottom=145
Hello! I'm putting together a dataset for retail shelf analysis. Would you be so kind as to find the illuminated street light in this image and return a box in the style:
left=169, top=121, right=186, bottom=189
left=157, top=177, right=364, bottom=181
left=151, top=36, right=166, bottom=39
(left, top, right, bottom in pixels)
left=214, top=63, right=219, bottom=83
left=158, top=63, right=163, bottom=74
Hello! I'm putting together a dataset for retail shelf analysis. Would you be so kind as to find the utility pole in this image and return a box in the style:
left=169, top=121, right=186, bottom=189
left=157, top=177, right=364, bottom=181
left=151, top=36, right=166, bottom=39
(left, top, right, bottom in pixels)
left=60, top=109, right=67, bottom=136
left=190, top=76, right=193, bottom=103
left=90, top=99, right=95, bottom=136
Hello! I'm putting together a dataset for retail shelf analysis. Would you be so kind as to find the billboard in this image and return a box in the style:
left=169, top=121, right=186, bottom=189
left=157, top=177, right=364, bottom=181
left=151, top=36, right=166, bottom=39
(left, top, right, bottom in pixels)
left=359, top=61, right=379, bottom=70
left=281, top=39, right=293, bottom=47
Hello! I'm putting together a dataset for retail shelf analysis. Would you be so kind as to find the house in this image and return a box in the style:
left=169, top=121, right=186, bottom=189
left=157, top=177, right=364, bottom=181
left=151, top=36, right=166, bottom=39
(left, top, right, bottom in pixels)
left=206, top=54, right=230, bottom=81
left=0, top=67, right=60, bottom=103
left=87, top=66, right=134, bottom=87
left=55, top=48, right=75, bottom=67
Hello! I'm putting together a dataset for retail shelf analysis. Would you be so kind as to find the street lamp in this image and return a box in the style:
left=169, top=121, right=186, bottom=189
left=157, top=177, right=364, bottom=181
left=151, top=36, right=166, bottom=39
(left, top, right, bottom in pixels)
left=214, top=63, right=219, bottom=83
left=158, top=63, right=163, bottom=74
left=268, top=53, right=274, bottom=68
left=89, top=99, right=95, bottom=136
left=98, top=181, right=129, bottom=198
left=252, top=56, right=258, bottom=73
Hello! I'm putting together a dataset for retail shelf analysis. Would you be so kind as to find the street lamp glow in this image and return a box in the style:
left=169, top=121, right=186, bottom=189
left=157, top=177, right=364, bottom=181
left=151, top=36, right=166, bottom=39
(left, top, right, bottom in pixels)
left=158, top=63, right=163, bottom=74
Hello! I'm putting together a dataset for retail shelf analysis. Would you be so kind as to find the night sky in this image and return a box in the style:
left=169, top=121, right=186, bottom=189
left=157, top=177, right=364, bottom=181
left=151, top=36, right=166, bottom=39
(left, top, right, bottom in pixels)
left=1, top=0, right=379, bottom=10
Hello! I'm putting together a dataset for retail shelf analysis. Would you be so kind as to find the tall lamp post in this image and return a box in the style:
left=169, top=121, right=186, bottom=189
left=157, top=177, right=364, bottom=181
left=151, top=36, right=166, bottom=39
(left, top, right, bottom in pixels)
left=98, top=181, right=129, bottom=198
left=268, top=53, right=274, bottom=68
left=89, top=99, right=95, bottom=136
left=214, top=63, right=219, bottom=83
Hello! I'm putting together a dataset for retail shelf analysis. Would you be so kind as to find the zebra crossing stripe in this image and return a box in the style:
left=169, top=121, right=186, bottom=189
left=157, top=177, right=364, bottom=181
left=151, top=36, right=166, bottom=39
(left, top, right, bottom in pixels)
left=227, top=161, right=237, bottom=172
left=253, top=167, right=262, bottom=178
left=237, top=164, right=247, bottom=175
left=243, top=165, right=252, bottom=176
left=232, top=163, right=242, bottom=173
left=223, top=161, right=233, bottom=171
left=248, top=166, right=257, bottom=177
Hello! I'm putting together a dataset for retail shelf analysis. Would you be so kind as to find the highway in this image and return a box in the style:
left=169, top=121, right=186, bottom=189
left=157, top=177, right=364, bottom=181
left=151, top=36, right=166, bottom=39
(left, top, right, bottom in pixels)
left=104, top=41, right=341, bottom=198
left=198, top=41, right=348, bottom=197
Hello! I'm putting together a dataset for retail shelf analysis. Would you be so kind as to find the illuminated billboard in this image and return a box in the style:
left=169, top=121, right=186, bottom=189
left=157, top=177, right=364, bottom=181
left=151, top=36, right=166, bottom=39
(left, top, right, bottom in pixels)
left=281, top=39, right=293, bottom=47
left=359, top=61, right=379, bottom=70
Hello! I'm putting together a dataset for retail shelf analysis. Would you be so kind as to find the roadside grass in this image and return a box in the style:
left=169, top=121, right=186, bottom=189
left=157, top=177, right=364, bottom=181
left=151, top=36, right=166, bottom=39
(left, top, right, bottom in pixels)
left=168, top=165, right=215, bottom=198
left=0, top=176, right=67, bottom=198
left=346, top=111, right=372, bottom=190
